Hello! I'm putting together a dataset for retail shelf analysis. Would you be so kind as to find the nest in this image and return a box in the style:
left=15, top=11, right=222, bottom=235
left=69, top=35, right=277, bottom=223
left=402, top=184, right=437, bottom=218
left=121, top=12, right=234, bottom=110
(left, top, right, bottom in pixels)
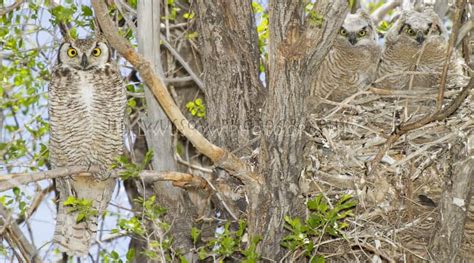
left=301, top=84, right=474, bottom=262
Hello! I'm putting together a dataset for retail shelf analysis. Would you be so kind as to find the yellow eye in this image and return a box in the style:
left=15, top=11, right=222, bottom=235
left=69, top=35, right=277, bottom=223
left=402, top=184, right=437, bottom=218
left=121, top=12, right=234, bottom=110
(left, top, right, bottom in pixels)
left=405, top=27, right=416, bottom=36
left=67, top=48, right=77, bottom=57
left=358, top=30, right=367, bottom=37
left=92, top=48, right=101, bottom=57
left=339, top=28, right=347, bottom=36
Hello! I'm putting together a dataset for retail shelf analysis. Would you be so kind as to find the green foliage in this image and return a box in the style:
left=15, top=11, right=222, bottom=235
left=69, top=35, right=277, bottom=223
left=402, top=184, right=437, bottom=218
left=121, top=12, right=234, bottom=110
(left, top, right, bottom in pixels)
left=63, top=196, right=98, bottom=223
left=185, top=98, right=206, bottom=118
left=110, top=196, right=174, bottom=261
left=191, top=227, right=201, bottom=244
left=100, top=249, right=135, bottom=263
left=308, top=10, right=324, bottom=27
left=252, top=1, right=268, bottom=73
left=161, top=0, right=181, bottom=21
left=113, top=150, right=153, bottom=180
left=377, top=20, right=393, bottom=34
left=348, top=0, right=356, bottom=9
left=135, top=195, right=167, bottom=221
left=195, top=220, right=261, bottom=262
left=50, top=5, right=77, bottom=24
left=282, top=194, right=357, bottom=261
left=0, top=187, right=30, bottom=221
left=183, top=11, right=195, bottom=20
left=115, top=216, right=145, bottom=236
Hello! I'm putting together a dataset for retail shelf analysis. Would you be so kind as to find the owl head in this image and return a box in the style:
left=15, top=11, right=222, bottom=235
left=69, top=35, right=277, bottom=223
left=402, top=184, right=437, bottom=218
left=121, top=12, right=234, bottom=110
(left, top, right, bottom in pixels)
left=57, top=37, right=111, bottom=70
left=335, top=10, right=377, bottom=47
left=386, top=8, right=447, bottom=46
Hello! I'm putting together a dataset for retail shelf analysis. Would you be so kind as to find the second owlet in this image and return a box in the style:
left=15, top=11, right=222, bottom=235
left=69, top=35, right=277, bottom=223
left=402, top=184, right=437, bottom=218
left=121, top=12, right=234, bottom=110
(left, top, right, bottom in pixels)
left=49, top=37, right=126, bottom=256
left=376, top=8, right=468, bottom=91
left=310, top=10, right=381, bottom=109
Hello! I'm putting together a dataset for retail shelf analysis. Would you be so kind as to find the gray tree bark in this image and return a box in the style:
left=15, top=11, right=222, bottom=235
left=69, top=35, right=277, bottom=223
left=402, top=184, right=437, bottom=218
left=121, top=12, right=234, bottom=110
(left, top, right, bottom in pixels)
left=191, top=1, right=349, bottom=258
left=195, top=0, right=263, bottom=153
left=135, top=0, right=195, bottom=258
left=254, top=1, right=349, bottom=258
left=428, top=134, right=474, bottom=262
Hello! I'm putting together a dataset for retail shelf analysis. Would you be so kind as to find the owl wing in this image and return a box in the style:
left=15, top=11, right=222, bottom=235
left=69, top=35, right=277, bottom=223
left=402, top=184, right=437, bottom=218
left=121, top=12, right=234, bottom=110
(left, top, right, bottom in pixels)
left=48, top=65, right=73, bottom=168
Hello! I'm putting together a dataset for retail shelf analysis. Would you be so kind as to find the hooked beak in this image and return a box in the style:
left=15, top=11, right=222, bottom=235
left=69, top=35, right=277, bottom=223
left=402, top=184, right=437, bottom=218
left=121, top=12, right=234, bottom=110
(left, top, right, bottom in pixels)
left=81, top=55, right=89, bottom=69
left=416, top=32, right=425, bottom=44
left=348, top=33, right=357, bottom=45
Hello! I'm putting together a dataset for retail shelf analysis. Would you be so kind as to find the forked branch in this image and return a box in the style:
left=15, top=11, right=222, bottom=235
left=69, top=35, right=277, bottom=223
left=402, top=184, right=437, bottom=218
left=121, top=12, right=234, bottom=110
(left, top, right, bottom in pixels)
left=91, top=0, right=261, bottom=187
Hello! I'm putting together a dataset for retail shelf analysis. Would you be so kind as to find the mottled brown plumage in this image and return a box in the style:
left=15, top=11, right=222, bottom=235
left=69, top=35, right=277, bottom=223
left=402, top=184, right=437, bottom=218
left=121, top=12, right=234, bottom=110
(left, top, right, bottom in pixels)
left=310, top=10, right=381, bottom=111
left=376, top=9, right=468, bottom=91
left=49, top=37, right=126, bottom=256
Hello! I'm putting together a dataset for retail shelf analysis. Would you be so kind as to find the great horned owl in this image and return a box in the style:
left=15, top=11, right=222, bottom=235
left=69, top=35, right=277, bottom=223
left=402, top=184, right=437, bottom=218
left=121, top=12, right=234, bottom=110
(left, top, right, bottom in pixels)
left=376, top=8, right=468, bottom=91
left=49, top=37, right=126, bottom=256
left=309, top=10, right=381, bottom=111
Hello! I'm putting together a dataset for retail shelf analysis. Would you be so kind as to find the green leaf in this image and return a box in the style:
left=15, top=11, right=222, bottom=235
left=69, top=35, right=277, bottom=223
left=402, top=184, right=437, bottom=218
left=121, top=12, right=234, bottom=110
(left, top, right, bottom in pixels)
left=182, top=11, right=194, bottom=19
left=63, top=196, right=76, bottom=206
left=126, top=248, right=135, bottom=262
left=81, top=5, right=93, bottom=16
left=76, top=213, right=85, bottom=223
left=191, top=227, right=201, bottom=244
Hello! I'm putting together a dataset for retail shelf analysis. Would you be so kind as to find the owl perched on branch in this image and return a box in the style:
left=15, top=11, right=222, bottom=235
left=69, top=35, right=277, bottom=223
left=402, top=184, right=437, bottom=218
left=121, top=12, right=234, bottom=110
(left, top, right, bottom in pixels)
left=309, top=10, right=381, bottom=111
left=48, top=36, right=126, bottom=256
left=376, top=8, right=468, bottom=91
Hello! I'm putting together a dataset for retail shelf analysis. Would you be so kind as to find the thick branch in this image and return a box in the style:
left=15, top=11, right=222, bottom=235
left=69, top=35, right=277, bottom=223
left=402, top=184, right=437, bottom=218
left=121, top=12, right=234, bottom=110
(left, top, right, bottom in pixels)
left=0, top=167, right=208, bottom=193
left=91, top=0, right=260, bottom=187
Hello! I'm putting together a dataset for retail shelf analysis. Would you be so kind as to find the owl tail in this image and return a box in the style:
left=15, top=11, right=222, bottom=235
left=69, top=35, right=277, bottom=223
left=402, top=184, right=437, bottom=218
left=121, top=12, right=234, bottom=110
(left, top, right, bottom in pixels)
left=54, top=177, right=115, bottom=256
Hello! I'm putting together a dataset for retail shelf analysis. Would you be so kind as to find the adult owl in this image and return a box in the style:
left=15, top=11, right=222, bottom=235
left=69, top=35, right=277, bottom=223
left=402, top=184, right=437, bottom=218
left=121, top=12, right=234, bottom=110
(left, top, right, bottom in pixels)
left=376, top=8, right=468, bottom=91
left=310, top=10, right=381, bottom=110
left=49, top=36, right=126, bottom=256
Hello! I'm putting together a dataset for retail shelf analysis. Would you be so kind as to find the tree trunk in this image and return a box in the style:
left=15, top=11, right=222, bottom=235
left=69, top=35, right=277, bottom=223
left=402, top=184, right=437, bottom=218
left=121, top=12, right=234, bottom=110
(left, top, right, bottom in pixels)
left=254, top=1, right=349, bottom=258
left=429, top=135, right=474, bottom=262
left=195, top=0, right=263, bottom=153
left=136, top=0, right=195, bottom=257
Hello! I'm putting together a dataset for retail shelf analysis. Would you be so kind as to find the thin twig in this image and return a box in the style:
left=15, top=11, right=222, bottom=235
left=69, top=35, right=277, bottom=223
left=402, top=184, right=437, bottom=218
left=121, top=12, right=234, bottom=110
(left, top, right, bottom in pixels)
left=0, top=0, right=24, bottom=16
left=160, top=35, right=205, bottom=90
left=369, top=76, right=473, bottom=174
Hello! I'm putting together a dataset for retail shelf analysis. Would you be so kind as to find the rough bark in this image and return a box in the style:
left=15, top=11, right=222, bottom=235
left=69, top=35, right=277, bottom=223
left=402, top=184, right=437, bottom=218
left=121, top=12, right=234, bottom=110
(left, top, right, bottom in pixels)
left=428, top=134, right=474, bottom=262
left=136, top=0, right=195, bottom=256
left=195, top=0, right=263, bottom=153
left=255, top=0, right=349, bottom=258
left=191, top=0, right=264, bottom=224
left=92, top=0, right=348, bottom=259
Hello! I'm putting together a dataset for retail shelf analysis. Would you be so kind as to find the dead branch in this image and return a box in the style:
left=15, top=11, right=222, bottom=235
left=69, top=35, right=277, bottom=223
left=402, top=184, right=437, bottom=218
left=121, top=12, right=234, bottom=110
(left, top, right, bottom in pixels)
left=436, top=0, right=466, bottom=111
left=369, top=76, right=473, bottom=174
left=0, top=0, right=24, bottom=16
left=0, top=167, right=208, bottom=193
left=371, top=0, right=402, bottom=24
left=91, top=0, right=261, bottom=188
left=0, top=205, right=41, bottom=263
